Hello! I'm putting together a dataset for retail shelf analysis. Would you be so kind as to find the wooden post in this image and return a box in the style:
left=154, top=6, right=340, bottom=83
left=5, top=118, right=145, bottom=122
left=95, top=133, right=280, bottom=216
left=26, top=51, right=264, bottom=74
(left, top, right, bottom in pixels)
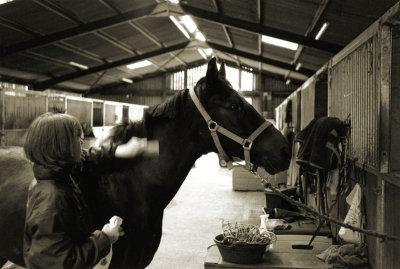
left=379, top=25, right=391, bottom=174
left=0, top=89, right=4, bottom=146
left=258, top=63, right=264, bottom=113
left=377, top=24, right=391, bottom=269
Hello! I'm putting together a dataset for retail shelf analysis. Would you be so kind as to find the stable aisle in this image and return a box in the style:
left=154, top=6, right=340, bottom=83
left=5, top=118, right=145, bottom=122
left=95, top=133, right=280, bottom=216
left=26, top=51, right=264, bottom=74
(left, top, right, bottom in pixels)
left=147, top=153, right=265, bottom=269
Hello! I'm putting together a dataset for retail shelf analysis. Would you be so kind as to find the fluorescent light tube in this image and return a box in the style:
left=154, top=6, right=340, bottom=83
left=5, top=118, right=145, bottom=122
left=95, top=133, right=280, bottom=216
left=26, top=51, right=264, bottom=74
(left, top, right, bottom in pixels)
left=69, top=61, right=88, bottom=70
left=315, top=22, right=329, bottom=40
left=295, top=63, right=302, bottom=71
left=262, top=35, right=298, bottom=51
left=126, top=60, right=152, bottom=70
left=122, top=78, right=133, bottom=84
left=204, top=48, right=213, bottom=56
left=180, top=15, right=197, bottom=34
left=197, top=48, right=207, bottom=60
left=0, top=0, right=14, bottom=5
left=195, top=32, right=206, bottom=42
left=169, top=16, right=190, bottom=39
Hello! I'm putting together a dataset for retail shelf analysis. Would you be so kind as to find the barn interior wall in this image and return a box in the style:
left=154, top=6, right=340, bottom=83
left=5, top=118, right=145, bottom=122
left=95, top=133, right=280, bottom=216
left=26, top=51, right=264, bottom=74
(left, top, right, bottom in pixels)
left=0, top=87, right=146, bottom=147
left=263, top=76, right=299, bottom=118
left=89, top=66, right=300, bottom=118
left=383, top=181, right=400, bottom=268
left=363, top=171, right=378, bottom=269
left=273, top=12, right=400, bottom=267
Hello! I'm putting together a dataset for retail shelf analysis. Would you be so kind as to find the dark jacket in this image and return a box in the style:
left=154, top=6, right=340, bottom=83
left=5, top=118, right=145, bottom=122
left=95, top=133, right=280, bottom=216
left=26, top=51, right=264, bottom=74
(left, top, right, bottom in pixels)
left=23, top=146, right=117, bottom=269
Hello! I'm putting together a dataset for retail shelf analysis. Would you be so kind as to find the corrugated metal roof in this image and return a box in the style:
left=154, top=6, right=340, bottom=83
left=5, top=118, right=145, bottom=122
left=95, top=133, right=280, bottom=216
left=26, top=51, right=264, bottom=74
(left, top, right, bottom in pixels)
left=0, top=0, right=398, bottom=93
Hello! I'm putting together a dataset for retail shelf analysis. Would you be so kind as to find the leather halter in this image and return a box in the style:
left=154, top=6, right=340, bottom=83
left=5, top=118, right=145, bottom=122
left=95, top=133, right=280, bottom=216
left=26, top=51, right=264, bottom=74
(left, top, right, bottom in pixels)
left=189, top=87, right=272, bottom=170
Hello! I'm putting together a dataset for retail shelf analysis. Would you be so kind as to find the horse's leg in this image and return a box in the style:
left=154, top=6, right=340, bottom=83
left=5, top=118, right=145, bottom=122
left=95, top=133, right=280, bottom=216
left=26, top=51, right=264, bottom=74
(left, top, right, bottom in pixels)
left=139, top=212, right=164, bottom=268
left=109, top=212, right=164, bottom=269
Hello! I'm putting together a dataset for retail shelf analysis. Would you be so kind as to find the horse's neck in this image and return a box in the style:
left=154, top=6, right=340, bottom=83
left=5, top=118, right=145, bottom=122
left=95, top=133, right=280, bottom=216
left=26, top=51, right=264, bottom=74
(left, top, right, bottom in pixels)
left=141, top=104, right=207, bottom=203
left=149, top=117, right=204, bottom=199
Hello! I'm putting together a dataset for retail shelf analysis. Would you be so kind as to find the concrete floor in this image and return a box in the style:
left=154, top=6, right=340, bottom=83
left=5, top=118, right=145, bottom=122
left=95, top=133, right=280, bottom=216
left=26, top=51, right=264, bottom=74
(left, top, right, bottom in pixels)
left=147, top=153, right=265, bottom=269
left=2, top=153, right=266, bottom=269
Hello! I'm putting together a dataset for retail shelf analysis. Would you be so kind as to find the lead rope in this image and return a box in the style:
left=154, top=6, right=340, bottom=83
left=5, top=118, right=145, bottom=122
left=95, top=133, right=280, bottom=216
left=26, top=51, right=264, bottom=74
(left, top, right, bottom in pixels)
left=238, top=169, right=400, bottom=242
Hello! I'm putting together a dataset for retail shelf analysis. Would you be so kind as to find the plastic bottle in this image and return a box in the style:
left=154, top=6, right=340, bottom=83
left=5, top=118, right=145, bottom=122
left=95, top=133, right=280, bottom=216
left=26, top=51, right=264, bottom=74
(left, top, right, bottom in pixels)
left=259, top=214, right=269, bottom=233
left=93, top=216, right=123, bottom=269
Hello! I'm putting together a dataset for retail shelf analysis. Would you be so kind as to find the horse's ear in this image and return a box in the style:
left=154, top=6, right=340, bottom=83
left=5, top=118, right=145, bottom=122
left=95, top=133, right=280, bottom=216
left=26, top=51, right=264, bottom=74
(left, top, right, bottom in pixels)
left=219, top=62, right=226, bottom=79
left=206, top=57, right=218, bottom=85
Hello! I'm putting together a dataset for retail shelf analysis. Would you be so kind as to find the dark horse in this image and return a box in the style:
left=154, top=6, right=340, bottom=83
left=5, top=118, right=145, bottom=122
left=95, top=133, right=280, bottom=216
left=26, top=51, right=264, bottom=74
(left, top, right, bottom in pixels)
left=0, top=58, right=290, bottom=268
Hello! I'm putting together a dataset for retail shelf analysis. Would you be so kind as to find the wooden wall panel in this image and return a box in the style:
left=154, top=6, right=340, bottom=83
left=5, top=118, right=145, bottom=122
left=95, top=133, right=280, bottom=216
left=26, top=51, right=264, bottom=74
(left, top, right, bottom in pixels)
left=383, top=181, right=400, bottom=268
left=300, top=80, right=316, bottom=130
left=66, top=99, right=91, bottom=124
left=48, top=95, right=65, bottom=113
left=4, top=91, right=46, bottom=129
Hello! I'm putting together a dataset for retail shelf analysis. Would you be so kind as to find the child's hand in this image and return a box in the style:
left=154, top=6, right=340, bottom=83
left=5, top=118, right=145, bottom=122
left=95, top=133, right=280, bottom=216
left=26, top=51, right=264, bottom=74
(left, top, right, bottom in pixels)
left=102, top=216, right=124, bottom=244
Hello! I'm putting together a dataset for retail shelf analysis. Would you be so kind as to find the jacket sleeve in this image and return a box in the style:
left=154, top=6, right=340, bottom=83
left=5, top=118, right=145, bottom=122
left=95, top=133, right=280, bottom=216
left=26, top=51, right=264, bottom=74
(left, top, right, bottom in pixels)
left=79, top=143, right=119, bottom=174
left=24, top=207, right=111, bottom=269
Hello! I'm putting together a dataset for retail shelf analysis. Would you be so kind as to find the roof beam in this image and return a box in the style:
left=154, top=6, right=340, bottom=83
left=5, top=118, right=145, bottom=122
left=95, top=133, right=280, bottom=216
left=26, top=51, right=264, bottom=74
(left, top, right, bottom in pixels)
left=180, top=4, right=342, bottom=53
left=98, top=0, right=121, bottom=14
left=33, top=41, right=190, bottom=90
left=93, top=31, right=136, bottom=55
left=210, top=0, right=239, bottom=66
left=293, top=0, right=330, bottom=64
left=0, top=16, right=42, bottom=36
left=21, top=51, right=78, bottom=71
left=257, top=0, right=262, bottom=56
left=0, top=4, right=157, bottom=57
left=206, top=42, right=314, bottom=76
left=33, top=0, right=81, bottom=24
left=55, top=41, right=106, bottom=63
left=128, top=21, right=186, bottom=67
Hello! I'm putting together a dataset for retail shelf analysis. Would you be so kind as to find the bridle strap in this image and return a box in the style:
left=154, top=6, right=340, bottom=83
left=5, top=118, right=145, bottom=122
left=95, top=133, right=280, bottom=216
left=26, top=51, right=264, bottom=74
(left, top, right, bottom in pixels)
left=189, top=88, right=235, bottom=163
left=189, top=87, right=272, bottom=170
left=242, top=121, right=271, bottom=169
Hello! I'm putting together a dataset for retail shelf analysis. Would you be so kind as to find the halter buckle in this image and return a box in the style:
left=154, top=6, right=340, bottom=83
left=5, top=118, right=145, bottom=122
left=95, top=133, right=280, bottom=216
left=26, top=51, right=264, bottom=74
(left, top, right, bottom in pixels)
left=242, top=139, right=253, bottom=150
left=208, top=120, right=218, bottom=131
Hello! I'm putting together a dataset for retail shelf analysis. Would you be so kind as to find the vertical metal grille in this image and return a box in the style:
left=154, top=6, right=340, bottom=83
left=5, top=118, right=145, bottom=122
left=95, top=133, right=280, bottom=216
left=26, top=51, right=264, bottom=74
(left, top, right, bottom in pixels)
left=329, top=36, right=379, bottom=167
left=93, top=102, right=103, bottom=127
left=170, top=70, right=185, bottom=90
left=187, top=64, right=207, bottom=90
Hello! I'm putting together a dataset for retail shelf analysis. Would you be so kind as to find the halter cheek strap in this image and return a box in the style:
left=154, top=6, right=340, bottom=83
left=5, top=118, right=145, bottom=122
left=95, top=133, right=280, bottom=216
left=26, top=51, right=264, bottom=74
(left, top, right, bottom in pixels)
left=189, top=87, right=272, bottom=170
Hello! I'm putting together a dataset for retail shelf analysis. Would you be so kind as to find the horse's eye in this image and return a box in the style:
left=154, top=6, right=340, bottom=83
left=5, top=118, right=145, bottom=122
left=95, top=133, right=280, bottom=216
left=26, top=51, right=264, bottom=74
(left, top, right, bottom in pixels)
left=229, top=103, right=240, bottom=111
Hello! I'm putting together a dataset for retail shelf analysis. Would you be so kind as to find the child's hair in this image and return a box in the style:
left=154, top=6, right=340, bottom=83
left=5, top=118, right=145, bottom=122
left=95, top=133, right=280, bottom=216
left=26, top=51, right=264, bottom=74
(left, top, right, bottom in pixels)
left=24, top=112, right=83, bottom=171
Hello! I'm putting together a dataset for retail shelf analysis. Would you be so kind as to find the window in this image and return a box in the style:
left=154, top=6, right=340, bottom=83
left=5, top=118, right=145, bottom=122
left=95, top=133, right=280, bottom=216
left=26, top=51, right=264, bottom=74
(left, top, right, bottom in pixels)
left=226, top=65, right=239, bottom=90
left=241, top=70, right=254, bottom=91
left=169, top=63, right=256, bottom=92
left=244, top=97, right=253, bottom=105
left=187, top=64, right=207, bottom=90
left=171, top=70, right=185, bottom=90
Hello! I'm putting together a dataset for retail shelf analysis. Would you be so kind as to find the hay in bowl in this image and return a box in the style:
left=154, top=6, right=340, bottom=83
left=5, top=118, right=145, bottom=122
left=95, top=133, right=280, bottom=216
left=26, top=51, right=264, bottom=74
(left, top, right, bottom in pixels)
left=214, top=221, right=277, bottom=264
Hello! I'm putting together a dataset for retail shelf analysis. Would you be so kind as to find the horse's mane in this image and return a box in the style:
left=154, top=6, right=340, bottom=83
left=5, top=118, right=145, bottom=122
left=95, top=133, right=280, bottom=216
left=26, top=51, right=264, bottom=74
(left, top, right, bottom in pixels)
left=147, top=89, right=189, bottom=120
left=107, top=89, right=190, bottom=144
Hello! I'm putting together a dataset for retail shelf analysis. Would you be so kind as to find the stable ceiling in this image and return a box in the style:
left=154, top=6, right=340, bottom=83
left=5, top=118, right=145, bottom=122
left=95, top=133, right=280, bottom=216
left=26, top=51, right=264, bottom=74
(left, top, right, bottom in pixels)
left=0, top=0, right=398, bottom=94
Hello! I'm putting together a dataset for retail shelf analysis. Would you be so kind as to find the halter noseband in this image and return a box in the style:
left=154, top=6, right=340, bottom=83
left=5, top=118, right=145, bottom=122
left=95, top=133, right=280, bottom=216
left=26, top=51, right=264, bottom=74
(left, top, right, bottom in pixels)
left=189, top=87, right=272, bottom=170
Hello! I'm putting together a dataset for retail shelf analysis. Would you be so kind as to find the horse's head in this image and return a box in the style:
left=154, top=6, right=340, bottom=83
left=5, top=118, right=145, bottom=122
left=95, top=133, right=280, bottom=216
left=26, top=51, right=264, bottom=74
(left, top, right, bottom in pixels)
left=194, top=58, right=291, bottom=174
